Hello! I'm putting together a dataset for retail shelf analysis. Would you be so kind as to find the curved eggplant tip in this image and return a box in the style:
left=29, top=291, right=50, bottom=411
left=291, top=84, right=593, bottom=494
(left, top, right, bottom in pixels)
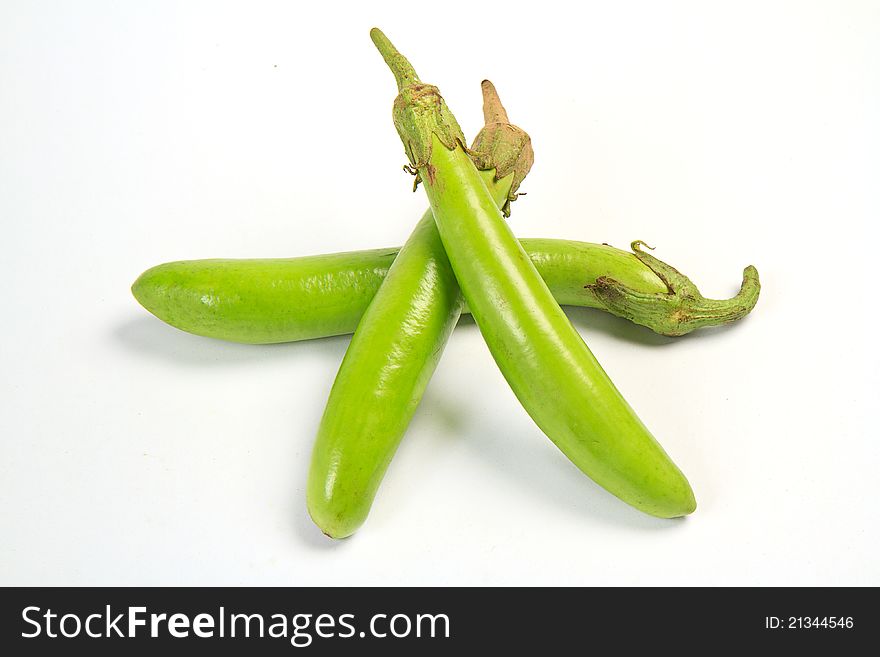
left=657, top=483, right=698, bottom=518
left=632, top=470, right=697, bottom=518
left=677, top=488, right=698, bottom=517
left=130, top=267, right=160, bottom=316
left=306, top=500, right=361, bottom=540
left=305, top=473, right=366, bottom=539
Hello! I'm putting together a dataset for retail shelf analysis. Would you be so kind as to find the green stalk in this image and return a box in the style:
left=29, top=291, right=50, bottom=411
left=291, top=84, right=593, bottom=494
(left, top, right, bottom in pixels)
left=372, top=28, right=697, bottom=518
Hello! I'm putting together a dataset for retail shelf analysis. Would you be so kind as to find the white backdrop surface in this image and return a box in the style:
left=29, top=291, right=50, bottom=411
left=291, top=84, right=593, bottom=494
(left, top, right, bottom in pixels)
left=1, top=0, right=878, bottom=585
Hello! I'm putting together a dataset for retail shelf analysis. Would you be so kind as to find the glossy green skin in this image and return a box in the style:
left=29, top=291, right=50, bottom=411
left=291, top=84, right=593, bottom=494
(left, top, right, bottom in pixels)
left=423, top=138, right=696, bottom=518
left=132, top=248, right=400, bottom=344
left=132, top=240, right=664, bottom=345
left=306, top=170, right=513, bottom=538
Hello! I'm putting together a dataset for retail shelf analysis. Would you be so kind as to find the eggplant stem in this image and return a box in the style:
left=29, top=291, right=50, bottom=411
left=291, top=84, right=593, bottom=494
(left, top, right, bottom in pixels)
left=481, top=80, right=510, bottom=124
left=369, top=28, right=419, bottom=91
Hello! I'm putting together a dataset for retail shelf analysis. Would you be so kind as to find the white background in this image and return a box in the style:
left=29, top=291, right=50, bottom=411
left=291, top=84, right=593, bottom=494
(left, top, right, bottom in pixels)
left=2, top=0, right=878, bottom=586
